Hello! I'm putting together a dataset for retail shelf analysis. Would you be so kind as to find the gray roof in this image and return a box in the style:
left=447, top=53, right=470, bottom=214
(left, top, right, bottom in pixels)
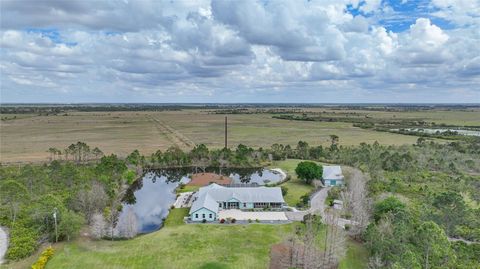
left=189, top=184, right=285, bottom=215
left=198, top=183, right=285, bottom=203
left=189, top=192, right=219, bottom=214
left=323, top=166, right=344, bottom=180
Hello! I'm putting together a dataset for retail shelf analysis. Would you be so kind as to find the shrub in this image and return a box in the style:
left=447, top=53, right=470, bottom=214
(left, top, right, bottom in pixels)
left=6, top=224, right=38, bottom=260
left=202, top=219, right=207, bottom=223
left=281, top=186, right=288, bottom=196
left=297, top=194, right=310, bottom=208
left=248, top=219, right=252, bottom=223
left=344, top=224, right=351, bottom=231
left=220, top=218, right=225, bottom=224
left=255, top=219, right=260, bottom=223
left=374, top=196, right=406, bottom=222
left=327, top=186, right=342, bottom=201
left=31, top=246, right=54, bottom=269
left=231, top=218, right=236, bottom=223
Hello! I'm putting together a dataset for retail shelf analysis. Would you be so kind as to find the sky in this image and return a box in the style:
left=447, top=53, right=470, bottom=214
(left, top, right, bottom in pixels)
left=0, top=0, right=479, bottom=103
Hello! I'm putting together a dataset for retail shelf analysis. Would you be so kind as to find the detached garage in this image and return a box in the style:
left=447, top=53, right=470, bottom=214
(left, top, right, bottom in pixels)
left=323, top=166, right=344, bottom=186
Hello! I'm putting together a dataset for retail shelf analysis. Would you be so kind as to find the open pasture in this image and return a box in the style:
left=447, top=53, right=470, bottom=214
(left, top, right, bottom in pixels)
left=1, top=108, right=469, bottom=163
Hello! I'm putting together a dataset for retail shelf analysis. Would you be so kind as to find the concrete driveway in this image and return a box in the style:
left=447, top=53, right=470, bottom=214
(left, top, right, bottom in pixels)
left=218, top=209, right=288, bottom=221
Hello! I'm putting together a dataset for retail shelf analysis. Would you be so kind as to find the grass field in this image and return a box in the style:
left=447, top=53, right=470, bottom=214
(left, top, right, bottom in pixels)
left=176, top=185, right=200, bottom=194
left=0, top=109, right=441, bottom=163
left=270, top=159, right=316, bottom=206
left=17, top=209, right=365, bottom=269
left=299, top=107, right=480, bottom=126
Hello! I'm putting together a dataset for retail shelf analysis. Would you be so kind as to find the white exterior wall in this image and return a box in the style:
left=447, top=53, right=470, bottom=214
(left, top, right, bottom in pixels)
left=191, top=208, right=216, bottom=221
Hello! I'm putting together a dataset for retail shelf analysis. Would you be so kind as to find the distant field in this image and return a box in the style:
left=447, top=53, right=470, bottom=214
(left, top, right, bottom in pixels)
left=2, top=108, right=476, bottom=163
left=303, top=107, right=480, bottom=126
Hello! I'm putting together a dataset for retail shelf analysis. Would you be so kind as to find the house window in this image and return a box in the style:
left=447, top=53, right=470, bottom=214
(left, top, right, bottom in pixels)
left=209, top=214, right=212, bottom=218
left=202, top=214, right=205, bottom=218
left=219, top=203, right=222, bottom=207
left=195, top=214, right=198, bottom=218
left=243, top=203, right=246, bottom=207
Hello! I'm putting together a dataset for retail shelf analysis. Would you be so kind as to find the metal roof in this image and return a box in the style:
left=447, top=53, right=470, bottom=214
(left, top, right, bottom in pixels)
left=189, top=183, right=285, bottom=215
left=322, top=165, right=344, bottom=180
left=198, top=183, right=285, bottom=204
left=189, top=192, right=219, bottom=214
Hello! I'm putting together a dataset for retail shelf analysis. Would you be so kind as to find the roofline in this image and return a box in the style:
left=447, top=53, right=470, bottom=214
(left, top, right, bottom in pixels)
left=189, top=207, right=217, bottom=215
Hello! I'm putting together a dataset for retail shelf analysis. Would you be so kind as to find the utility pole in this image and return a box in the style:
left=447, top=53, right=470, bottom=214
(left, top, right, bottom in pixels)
left=53, top=207, right=58, bottom=243
left=224, top=116, right=228, bottom=148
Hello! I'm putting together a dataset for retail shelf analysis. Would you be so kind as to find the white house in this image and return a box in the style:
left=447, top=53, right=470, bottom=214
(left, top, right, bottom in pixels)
left=323, top=165, right=344, bottom=186
left=189, top=183, right=285, bottom=222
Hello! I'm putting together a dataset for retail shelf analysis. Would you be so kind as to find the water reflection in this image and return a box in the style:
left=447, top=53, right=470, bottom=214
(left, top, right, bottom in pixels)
left=118, top=171, right=190, bottom=234
left=117, top=167, right=283, bottom=234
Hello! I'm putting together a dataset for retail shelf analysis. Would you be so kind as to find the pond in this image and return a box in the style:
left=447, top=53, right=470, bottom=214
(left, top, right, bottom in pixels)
left=228, top=168, right=284, bottom=185
left=116, top=167, right=284, bottom=235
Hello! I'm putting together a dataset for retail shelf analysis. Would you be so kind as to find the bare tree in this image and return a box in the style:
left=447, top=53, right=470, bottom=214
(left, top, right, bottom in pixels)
left=322, top=209, right=346, bottom=269
left=73, top=181, right=108, bottom=224
left=118, top=207, right=138, bottom=238
left=273, top=213, right=346, bottom=269
left=342, top=168, right=371, bottom=239
left=90, top=212, right=107, bottom=239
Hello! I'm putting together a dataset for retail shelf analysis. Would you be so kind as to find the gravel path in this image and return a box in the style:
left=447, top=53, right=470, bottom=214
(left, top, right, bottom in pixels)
left=0, top=226, right=7, bottom=264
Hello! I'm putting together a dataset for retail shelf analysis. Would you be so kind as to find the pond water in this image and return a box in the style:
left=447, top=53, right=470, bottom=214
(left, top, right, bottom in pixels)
left=229, top=169, right=284, bottom=185
left=117, top=170, right=190, bottom=234
left=117, top=167, right=283, bottom=234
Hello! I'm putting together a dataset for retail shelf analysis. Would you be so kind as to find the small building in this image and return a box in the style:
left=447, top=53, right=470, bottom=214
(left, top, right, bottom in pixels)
left=323, top=165, right=344, bottom=186
left=189, top=183, right=285, bottom=222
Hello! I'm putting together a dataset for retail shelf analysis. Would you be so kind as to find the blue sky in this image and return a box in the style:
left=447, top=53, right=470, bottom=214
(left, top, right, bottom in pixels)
left=0, top=0, right=479, bottom=103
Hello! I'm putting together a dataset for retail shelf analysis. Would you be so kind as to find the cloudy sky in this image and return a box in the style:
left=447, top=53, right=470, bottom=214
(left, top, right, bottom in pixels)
left=1, top=0, right=479, bottom=103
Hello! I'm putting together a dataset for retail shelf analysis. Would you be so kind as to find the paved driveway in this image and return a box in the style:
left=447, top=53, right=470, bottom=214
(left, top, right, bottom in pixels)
left=308, top=187, right=330, bottom=216
left=218, top=209, right=288, bottom=221
left=285, top=187, right=330, bottom=221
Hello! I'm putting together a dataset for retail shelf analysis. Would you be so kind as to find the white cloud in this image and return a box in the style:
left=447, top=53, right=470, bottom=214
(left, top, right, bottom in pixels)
left=0, top=0, right=479, bottom=103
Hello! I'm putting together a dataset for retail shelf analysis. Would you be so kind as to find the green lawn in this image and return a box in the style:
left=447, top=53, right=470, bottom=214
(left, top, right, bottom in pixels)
left=46, top=224, right=296, bottom=269
left=42, top=223, right=366, bottom=269
left=176, top=185, right=200, bottom=194
left=6, top=207, right=367, bottom=269
left=269, top=159, right=316, bottom=206
left=339, top=240, right=369, bottom=269
left=164, top=208, right=189, bottom=227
